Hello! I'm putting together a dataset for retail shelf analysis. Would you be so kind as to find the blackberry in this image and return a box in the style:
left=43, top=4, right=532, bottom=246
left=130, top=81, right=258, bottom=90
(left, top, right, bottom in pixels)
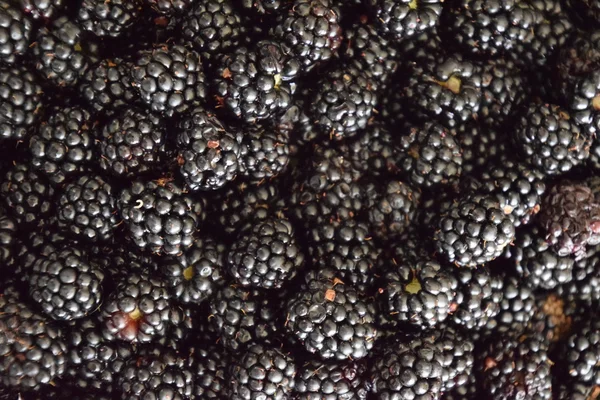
left=539, top=181, right=600, bottom=258
left=187, top=344, right=229, bottom=399
left=212, top=41, right=299, bottom=123
left=101, top=273, right=186, bottom=343
left=29, top=106, right=94, bottom=185
left=572, top=68, right=600, bottom=139
left=144, top=0, right=193, bottom=15
left=294, top=359, right=368, bottom=400
left=556, top=381, right=600, bottom=400
left=308, top=63, right=377, bottom=140
left=369, top=0, right=443, bottom=39
left=435, top=193, right=516, bottom=267
left=0, top=211, right=16, bottom=273
left=240, top=124, right=290, bottom=182
left=396, top=122, right=463, bottom=189
left=0, top=291, right=67, bottom=390
left=369, top=333, right=444, bottom=399
left=483, top=275, right=536, bottom=337
left=285, top=269, right=378, bottom=360
left=77, top=0, right=142, bottom=38
left=0, top=66, right=44, bottom=140
left=32, top=16, right=98, bottom=87
left=478, top=333, right=552, bottom=400
left=558, top=248, right=600, bottom=304
left=19, top=0, right=65, bottom=20
left=513, top=102, right=591, bottom=175
left=229, top=343, right=296, bottom=400
left=0, top=1, right=32, bottom=65
left=79, top=58, right=139, bottom=114
left=131, top=43, right=207, bottom=117
left=176, top=107, right=242, bottom=191
left=1, top=163, right=55, bottom=225
left=118, top=180, right=205, bottom=255
left=238, top=0, right=282, bottom=15
left=560, top=317, right=600, bottom=385
left=442, top=374, right=479, bottom=400
left=271, top=0, right=342, bottom=70
left=228, top=216, right=303, bottom=289
left=457, top=123, right=508, bottom=176
left=345, top=122, right=400, bottom=178
left=162, top=236, right=225, bottom=305
left=56, top=175, right=118, bottom=242
left=434, top=326, right=475, bottom=391
left=98, top=108, right=166, bottom=178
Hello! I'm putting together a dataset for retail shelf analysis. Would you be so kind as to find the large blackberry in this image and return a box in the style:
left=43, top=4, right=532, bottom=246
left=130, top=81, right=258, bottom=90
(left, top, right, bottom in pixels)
left=0, top=66, right=44, bottom=140
left=77, top=0, right=142, bottom=38
left=162, top=236, right=225, bottom=305
left=176, top=107, right=242, bottom=191
left=0, top=1, right=32, bottom=65
left=294, top=359, right=368, bottom=399
left=0, top=291, right=67, bottom=390
left=240, top=124, right=290, bottom=182
left=285, top=269, right=378, bottom=360
left=118, top=180, right=205, bottom=255
left=101, top=273, right=186, bottom=343
left=228, top=216, right=304, bottom=289
left=229, top=343, right=297, bottom=399
left=345, top=122, right=400, bottom=178
left=513, top=102, right=591, bottom=175
left=435, top=193, right=516, bottom=267
left=212, top=40, right=299, bottom=123
left=98, top=108, right=167, bottom=178
left=29, top=106, right=94, bottom=185
left=369, top=0, right=443, bottom=39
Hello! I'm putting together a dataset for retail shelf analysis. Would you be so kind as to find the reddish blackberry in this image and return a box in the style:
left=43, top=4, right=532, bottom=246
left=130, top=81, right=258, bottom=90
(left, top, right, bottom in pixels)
left=101, top=273, right=187, bottom=343
left=0, top=66, right=44, bottom=140
left=77, top=0, right=143, bottom=38
left=229, top=343, right=297, bottom=399
left=212, top=41, right=299, bottom=123
left=0, top=1, right=32, bottom=65
left=79, top=58, right=139, bottom=114
left=435, top=193, right=516, bottom=267
left=228, top=216, right=303, bottom=289
left=176, top=107, right=242, bottom=191
left=131, top=43, right=207, bottom=117
left=0, top=291, right=67, bottom=390
left=98, top=108, right=166, bottom=178
left=1, top=163, right=55, bottom=225
left=345, top=122, right=400, bottom=178
left=19, top=0, right=65, bottom=20
left=271, top=0, right=342, bottom=70
left=118, top=180, right=205, bottom=255
left=32, top=16, right=98, bottom=87
left=369, top=0, right=443, bottom=39
left=285, top=269, right=378, bottom=360
left=294, top=359, right=368, bottom=399
left=162, top=236, right=225, bottom=305
left=513, top=103, right=591, bottom=176
left=240, top=124, right=290, bottom=182
left=29, top=106, right=94, bottom=185
left=397, top=122, right=463, bottom=189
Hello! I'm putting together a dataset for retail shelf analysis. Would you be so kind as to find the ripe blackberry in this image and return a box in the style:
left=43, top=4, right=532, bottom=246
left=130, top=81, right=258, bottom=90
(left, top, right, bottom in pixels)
left=240, top=124, right=290, bottom=182
left=29, top=106, right=94, bottom=185
left=229, top=343, right=296, bottom=400
left=101, top=273, right=186, bottom=343
left=187, top=344, right=229, bottom=398
left=32, top=16, right=98, bottom=87
left=144, top=0, right=193, bottom=15
left=571, top=68, right=600, bottom=140
left=345, top=122, right=400, bottom=178
left=285, top=269, right=378, bottom=360
left=98, top=108, right=166, bottom=178
left=294, top=359, right=368, bottom=400
left=212, top=41, right=299, bottom=123
left=77, top=0, right=142, bottom=38
left=434, top=326, right=475, bottom=391
left=79, top=58, right=139, bottom=114
left=558, top=248, right=600, bottom=305
left=1, top=163, right=55, bottom=225
left=118, top=180, right=205, bottom=255
left=513, top=102, right=591, bottom=175
left=478, top=333, right=552, bottom=400
left=397, top=122, right=463, bottom=189
left=131, top=43, right=207, bottom=117
left=0, top=66, right=44, bottom=140
left=442, top=374, right=479, bottom=400
left=435, top=193, right=516, bottom=267
left=308, top=63, right=377, bottom=140
left=0, top=1, right=32, bottom=65
left=556, top=381, right=600, bottom=400
left=271, top=0, right=342, bottom=70
left=369, top=0, right=443, bottom=39
left=457, top=122, right=508, bottom=176
left=554, top=31, right=600, bottom=103
left=0, top=211, right=16, bottom=274
left=228, top=216, right=303, bottom=289
left=539, top=181, right=600, bottom=258
left=369, top=333, right=444, bottom=399
left=176, top=107, right=242, bottom=191
left=162, top=236, right=225, bottom=305
left=561, top=317, right=600, bottom=385
left=0, top=291, right=67, bottom=390
left=19, top=0, right=65, bottom=20
left=180, top=0, right=244, bottom=58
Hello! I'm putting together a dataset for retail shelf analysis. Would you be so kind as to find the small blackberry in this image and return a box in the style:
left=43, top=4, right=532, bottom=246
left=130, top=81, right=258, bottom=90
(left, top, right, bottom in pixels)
left=176, top=107, right=242, bottom=191
left=162, top=236, right=225, bottom=305
left=118, top=180, right=205, bottom=255
left=369, top=0, right=443, bottom=39
left=294, top=359, right=368, bottom=400
left=98, top=108, right=167, bottom=178
left=0, top=66, right=44, bottom=140
left=77, top=0, right=143, bottom=38
left=29, top=106, right=94, bottom=185
left=0, top=1, right=32, bottom=65
left=240, top=124, right=290, bottom=182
